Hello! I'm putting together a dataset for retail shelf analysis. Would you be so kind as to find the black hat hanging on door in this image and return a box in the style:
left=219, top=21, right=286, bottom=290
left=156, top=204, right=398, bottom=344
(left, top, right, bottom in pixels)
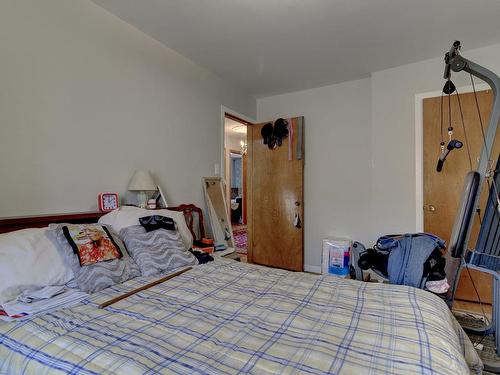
left=273, top=118, right=289, bottom=147
left=261, top=118, right=289, bottom=149
left=261, top=123, right=274, bottom=146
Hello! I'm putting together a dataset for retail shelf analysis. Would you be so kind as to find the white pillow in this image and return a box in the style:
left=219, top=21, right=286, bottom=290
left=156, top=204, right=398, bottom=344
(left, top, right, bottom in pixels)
left=0, top=228, right=74, bottom=304
left=98, top=206, right=193, bottom=249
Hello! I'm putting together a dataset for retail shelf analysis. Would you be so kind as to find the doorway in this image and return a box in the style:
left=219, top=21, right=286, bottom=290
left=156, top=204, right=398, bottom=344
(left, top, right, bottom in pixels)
left=224, top=115, right=248, bottom=261
left=222, top=111, right=305, bottom=271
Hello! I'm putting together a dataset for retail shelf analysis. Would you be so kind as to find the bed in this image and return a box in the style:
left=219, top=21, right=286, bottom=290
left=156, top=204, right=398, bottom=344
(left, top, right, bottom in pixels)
left=0, top=213, right=482, bottom=374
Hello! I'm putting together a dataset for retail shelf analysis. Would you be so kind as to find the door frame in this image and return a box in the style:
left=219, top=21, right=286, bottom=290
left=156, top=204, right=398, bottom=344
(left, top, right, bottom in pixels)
left=220, top=106, right=255, bottom=182
left=414, top=82, right=489, bottom=232
left=220, top=106, right=255, bottom=258
left=227, top=149, right=245, bottom=226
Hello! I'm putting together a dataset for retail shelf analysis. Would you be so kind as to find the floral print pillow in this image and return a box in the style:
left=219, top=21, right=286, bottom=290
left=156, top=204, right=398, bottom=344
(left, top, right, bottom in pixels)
left=62, top=224, right=122, bottom=266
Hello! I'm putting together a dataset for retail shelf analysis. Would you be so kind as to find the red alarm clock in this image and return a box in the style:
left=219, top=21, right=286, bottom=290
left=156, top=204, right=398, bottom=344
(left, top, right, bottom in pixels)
left=98, top=193, right=119, bottom=212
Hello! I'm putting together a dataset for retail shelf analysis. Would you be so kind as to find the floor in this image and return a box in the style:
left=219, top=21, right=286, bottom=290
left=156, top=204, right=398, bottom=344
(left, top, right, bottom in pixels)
left=455, top=312, right=498, bottom=374
left=454, top=300, right=492, bottom=317
left=232, top=224, right=247, bottom=254
left=453, top=301, right=498, bottom=374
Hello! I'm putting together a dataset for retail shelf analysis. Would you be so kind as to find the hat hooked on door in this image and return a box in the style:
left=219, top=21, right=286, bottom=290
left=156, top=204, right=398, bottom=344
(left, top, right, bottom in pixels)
left=273, top=118, right=289, bottom=147
left=261, top=119, right=289, bottom=149
left=261, top=123, right=274, bottom=148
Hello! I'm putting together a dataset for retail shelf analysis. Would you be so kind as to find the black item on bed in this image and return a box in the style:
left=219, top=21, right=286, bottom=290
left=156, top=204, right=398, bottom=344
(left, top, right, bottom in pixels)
left=139, top=215, right=176, bottom=232
left=189, top=249, right=214, bottom=264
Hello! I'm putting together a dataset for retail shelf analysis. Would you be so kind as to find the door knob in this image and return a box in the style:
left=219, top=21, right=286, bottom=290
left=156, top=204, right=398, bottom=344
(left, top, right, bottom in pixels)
left=423, top=205, right=436, bottom=212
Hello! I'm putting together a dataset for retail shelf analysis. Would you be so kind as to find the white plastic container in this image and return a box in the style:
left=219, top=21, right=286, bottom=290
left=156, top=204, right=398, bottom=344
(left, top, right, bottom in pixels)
left=322, top=238, right=352, bottom=276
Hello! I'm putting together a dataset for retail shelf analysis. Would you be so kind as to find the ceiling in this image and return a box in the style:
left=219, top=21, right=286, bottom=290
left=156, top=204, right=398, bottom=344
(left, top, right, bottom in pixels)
left=93, top=0, right=500, bottom=97
left=225, top=118, right=247, bottom=137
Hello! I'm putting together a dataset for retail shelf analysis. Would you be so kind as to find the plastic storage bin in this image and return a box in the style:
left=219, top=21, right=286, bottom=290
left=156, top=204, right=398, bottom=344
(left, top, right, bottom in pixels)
left=322, top=238, right=351, bottom=276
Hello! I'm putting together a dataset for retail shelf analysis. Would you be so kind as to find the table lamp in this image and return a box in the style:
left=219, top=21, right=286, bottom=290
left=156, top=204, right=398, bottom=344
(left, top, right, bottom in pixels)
left=128, top=170, right=157, bottom=208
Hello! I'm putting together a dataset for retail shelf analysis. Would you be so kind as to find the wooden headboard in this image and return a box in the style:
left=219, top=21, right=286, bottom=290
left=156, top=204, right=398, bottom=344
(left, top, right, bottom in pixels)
left=0, top=212, right=105, bottom=234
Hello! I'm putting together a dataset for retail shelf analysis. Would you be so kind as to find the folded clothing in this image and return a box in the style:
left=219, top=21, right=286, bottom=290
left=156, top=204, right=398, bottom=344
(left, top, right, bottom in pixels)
left=1, top=288, right=87, bottom=321
left=425, top=279, right=450, bottom=294
left=17, top=285, right=66, bottom=304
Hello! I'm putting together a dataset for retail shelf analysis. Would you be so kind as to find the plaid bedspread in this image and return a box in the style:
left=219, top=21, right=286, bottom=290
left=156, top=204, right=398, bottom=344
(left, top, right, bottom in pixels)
left=0, top=259, right=482, bottom=374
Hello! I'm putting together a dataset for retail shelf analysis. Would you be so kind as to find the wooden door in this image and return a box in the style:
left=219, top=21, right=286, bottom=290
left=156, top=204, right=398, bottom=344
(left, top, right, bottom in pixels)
left=423, top=90, right=500, bottom=303
left=248, top=117, right=304, bottom=271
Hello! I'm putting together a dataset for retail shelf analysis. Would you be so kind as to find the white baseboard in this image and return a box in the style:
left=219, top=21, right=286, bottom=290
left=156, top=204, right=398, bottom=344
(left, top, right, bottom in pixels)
left=304, top=264, right=321, bottom=274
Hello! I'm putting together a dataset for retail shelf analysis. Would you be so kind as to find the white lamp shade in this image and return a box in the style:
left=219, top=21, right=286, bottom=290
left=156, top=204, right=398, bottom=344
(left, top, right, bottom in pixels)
left=128, top=170, right=157, bottom=191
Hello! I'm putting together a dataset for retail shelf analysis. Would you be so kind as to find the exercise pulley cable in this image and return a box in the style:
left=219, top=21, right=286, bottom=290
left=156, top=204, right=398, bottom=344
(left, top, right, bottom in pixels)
left=440, top=91, right=444, bottom=149
left=448, top=78, right=453, bottom=141
left=449, top=81, right=482, bottom=224
left=437, top=79, right=463, bottom=172
left=454, top=88, right=473, bottom=171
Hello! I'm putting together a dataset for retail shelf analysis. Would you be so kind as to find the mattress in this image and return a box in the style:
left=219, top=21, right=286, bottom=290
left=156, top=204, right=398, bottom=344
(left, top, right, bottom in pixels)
left=0, top=259, right=482, bottom=374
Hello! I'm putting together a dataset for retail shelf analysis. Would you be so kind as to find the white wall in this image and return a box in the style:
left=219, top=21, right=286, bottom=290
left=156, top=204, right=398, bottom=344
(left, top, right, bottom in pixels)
left=258, top=42, right=500, bottom=271
left=0, top=0, right=255, bottom=217
left=257, top=78, right=372, bottom=271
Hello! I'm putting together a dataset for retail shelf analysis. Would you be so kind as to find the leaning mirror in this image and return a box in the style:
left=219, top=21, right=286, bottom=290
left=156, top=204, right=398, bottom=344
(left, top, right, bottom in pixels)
left=202, top=176, right=234, bottom=249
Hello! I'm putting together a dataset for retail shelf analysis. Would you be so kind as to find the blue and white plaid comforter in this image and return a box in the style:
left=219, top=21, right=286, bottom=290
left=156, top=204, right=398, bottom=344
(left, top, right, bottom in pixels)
left=0, top=259, right=482, bottom=374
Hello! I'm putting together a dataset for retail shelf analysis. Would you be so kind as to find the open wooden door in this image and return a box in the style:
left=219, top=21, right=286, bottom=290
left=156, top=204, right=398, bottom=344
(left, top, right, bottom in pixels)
left=247, top=117, right=304, bottom=271
left=423, top=90, right=500, bottom=303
